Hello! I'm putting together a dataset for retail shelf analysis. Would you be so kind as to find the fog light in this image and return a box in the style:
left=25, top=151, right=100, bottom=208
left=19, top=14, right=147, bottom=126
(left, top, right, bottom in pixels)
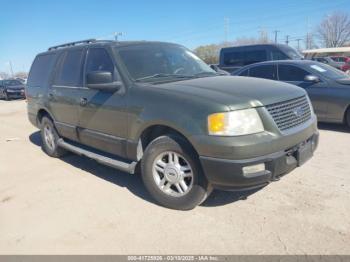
left=242, top=163, right=265, bottom=174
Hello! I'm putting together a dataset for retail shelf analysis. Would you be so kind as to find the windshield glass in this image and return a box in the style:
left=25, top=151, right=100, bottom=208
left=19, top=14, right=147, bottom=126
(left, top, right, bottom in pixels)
left=279, top=45, right=303, bottom=60
left=3, top=80, right=22, bottom=86
left=308, top=63, right=349, bottom=80
left=117, top=44, right=216, bottom=82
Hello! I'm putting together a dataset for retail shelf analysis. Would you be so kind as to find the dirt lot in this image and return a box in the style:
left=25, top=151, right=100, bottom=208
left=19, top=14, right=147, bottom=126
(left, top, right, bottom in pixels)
left=0, top=99, right=349, bottom=255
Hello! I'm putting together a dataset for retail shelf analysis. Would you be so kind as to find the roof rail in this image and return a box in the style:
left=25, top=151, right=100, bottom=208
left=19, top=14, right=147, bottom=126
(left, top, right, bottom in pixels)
left=48, top=39, right=97, bottom=51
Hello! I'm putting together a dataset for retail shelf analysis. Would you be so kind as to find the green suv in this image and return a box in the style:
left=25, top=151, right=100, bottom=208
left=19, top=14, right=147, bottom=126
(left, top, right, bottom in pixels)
left=26, top=39, right=319, bottom=210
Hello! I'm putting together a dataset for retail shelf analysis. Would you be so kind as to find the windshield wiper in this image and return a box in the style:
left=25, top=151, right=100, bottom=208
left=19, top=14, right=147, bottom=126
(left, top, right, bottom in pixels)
left=135, top=74, right=195, bottom=82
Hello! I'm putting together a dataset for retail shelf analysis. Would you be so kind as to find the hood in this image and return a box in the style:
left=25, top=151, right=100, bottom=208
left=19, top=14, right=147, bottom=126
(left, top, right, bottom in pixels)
left=336, top=78, right=350, bottom=86
left=156, top=76, right=306, bottom=111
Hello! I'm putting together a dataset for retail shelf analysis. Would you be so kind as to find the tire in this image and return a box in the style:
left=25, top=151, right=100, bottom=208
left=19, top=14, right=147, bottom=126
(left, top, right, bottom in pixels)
left=346, top=108, right=350, bottom=128
left=4, top=91, right=9, bottom=101
left=40, top=116, right=67, bottom=158
left=141, top=135, right=212, bottom=210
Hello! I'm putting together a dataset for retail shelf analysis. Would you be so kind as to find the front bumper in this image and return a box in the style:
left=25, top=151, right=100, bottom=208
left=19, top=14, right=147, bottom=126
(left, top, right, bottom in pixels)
left=199, top=132, right=319, bottom=190
left=6, top=90, right=25, bottom=98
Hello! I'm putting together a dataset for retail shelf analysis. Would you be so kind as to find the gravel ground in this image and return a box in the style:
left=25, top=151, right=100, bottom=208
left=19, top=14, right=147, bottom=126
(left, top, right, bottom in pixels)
left=0, top=99, right=349, bottom=254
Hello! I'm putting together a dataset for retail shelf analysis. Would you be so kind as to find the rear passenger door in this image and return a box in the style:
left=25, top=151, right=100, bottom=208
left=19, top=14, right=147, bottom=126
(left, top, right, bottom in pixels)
left=49, top=48, right=86, bottom=141
left=249, top=64, right=277, bottom=80
left=77, top=47, right=128, bottom=157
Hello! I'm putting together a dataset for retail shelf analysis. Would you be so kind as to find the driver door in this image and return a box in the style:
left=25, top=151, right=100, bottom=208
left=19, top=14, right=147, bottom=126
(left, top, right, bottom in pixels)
left=77, top=47, right=128, bottom=157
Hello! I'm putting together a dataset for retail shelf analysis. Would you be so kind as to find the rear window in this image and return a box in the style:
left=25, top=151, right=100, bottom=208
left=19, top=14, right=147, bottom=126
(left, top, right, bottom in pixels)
left=223, top=50, right=267, bottom=66
left=27, top=54, right=56, bottom=87
left=54, top=49, right=84, bottom=87
left=249, top=65, right=277, bottom=80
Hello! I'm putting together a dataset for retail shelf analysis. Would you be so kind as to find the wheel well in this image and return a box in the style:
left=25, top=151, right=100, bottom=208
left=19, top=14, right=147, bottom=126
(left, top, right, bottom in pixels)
left=36, top=109, right=51, bottom=125
left=139, top=125, right=198, bottom=156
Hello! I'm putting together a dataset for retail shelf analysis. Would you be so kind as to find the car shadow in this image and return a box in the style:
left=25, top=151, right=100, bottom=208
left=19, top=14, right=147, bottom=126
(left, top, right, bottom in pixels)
left=29, top=131, right=261, bottom=208
left=318, top=122, right=349, bottom=133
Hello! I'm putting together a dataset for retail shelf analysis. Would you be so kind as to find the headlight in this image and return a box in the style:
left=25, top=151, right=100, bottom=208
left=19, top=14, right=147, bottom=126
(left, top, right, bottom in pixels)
left=208, top=108, right=264, bottom=136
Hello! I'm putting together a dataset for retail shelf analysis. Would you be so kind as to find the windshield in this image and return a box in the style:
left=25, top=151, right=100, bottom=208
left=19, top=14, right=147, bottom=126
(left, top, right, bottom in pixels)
left=3, top=80, right=22, bottom=86
left=117, top=44, right=216, bottom=82
left=308, top=63, right=349, bottom=80
left=279, top=45, right=303, bottom=60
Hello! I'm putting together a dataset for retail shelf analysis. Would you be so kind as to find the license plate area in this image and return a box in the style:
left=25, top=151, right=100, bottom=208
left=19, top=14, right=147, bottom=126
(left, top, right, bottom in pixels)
left=296, top=140, right=313, bottom=166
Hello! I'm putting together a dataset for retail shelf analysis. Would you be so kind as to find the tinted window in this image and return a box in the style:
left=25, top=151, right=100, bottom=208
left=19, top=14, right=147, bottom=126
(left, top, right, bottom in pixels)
left=278, top=65, right=309, bottom=81
left=54, top=49, right=84, bottom=86
left=223, top=50, right=267, bottom=66
left=86, top=48, right=114, bottom=75
left=27, top=54, right=56, bottom=87
left=249, top=65, right=277, bottom=80
left=272, top=50, right=289, bottom=60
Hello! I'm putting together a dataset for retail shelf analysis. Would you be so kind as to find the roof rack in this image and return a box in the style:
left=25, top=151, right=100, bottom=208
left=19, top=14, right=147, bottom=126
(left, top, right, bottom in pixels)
left=48, top=39, right=97, bottom=51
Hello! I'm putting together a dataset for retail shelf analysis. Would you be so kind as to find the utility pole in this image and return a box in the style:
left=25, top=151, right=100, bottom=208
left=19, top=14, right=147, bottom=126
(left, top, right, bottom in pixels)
left=114, top=32, right=123, bottom=41
left=296, top=38, right=302, bottom=50
left=224, top=17, right=230, bottom=44
left=9, top=61, right=14, bottom=77
left=285, top=35, right=290, bottom=45
left=273, top=30, right=280, bottom=44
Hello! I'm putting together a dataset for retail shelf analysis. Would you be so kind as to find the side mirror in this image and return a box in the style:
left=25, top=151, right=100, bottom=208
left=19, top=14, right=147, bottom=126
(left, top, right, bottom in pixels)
left=86, top=71, right=122, bottom=92
left=304, top=75, right=320, bottom=83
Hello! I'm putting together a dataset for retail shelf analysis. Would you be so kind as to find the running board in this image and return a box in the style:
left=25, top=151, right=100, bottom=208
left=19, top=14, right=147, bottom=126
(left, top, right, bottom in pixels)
left=57, top=139, right=137, bottom=174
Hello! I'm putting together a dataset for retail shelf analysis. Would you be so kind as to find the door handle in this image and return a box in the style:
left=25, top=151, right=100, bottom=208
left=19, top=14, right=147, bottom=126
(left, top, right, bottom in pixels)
left=48, top=93, right=54, bottom=100
left=80, top=97, right=88, bottom=106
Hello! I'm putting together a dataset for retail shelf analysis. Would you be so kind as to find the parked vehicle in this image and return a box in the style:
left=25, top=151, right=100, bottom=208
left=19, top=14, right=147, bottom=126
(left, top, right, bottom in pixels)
left=330, top=56, right=350, bottom=63
left=0, top=79, right=26, bottom=100
left=311, top=56, right=344, bottom=70
left=218, top=44, right=303, bottom=74
left=26, top=39, right=318, bottom=210
left=341, top=61, right=350, bottom=75
left=234, top=60, right=350, bottom=127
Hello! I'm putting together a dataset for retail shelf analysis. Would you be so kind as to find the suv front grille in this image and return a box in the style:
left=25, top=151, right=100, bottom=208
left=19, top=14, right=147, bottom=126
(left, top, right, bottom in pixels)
left=266, top=96, right=312, bottom=131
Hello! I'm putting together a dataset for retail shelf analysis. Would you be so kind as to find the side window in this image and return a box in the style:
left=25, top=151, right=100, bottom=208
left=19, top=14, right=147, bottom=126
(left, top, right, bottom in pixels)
left=244, top=50, right=267, bottom=65
left=271, top=50, right=288, bottom=60
left=85, top=48, right=115, bottom=76
left=27, top=54, right=56, bottom=87
left=278, top=65, right=309, bottom=81
left=223, top=51, right=244, bottom=66
left=54, top=49, right=84, bottom=86
left=223, top=50, right=267, bottom=66
left=249, top=65, right=277, bottom=80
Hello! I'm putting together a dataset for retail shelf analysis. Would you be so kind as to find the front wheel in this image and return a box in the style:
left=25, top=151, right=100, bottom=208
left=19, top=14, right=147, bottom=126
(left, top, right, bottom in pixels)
left=4, top=91, right=9, bottom=101
left=141, top=135, right=212, bottom=210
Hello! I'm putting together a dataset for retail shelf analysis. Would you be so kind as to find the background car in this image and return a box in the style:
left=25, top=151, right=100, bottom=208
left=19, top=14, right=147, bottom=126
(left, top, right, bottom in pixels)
left=0, top=79, right=26, bottom=100
left=341, top=61, right=350, bottom=75
left=233, top=60, right=350, bottom=127
left=218, top=44, right=303, bottom=74
left=311, top=56, right=345, bottom=70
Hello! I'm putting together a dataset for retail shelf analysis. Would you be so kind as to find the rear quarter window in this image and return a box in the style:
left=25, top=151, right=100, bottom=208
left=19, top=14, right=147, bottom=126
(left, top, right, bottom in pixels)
left=27, top=53, right=57, bottom=87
